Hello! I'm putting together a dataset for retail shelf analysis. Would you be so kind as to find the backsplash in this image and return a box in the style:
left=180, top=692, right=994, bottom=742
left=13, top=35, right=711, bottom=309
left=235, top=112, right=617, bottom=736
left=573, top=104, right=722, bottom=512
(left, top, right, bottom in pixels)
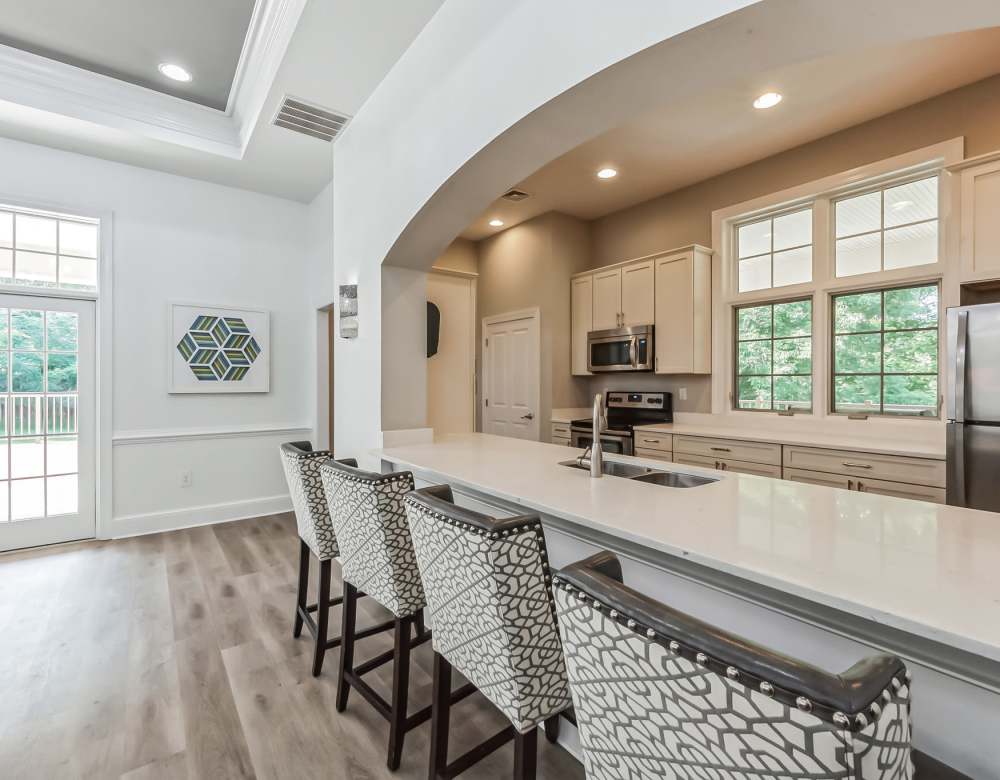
left=588, top=374, right=711, bottom=413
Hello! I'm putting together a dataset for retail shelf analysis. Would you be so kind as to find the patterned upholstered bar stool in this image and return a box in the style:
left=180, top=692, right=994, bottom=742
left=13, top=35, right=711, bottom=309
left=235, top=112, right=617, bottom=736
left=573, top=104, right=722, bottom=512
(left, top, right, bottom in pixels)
left=553, top=551, right=971, bottom=780
left=320, top=460, right=473, bottom=771
left=279, top=442, right=393, bottom=676
left=404, top=485, right=573, bottom=780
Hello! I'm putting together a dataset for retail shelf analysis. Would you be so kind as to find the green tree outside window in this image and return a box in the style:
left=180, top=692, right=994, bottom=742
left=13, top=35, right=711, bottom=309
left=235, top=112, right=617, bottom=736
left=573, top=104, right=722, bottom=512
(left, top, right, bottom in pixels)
left=735, top=299, right=812, bottom=412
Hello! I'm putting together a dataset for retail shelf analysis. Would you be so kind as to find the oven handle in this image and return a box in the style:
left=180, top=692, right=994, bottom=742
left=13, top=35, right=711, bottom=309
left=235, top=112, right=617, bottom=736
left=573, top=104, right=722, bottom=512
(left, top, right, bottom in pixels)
left=628, top=336, right=637, bottom=367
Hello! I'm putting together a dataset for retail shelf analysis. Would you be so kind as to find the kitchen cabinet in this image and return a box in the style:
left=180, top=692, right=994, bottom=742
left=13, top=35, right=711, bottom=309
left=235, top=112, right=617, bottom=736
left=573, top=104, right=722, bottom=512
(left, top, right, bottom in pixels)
left=782, top=446, right=945, bottom=488
left=654, top=247, right=712, bottom=374
left=674, top=434, right=781, bottom=466
left=948, top=151, right=1000, bottom=283
left=673, top=452, right=781, bottom=478
left=634, top=431, right=672, bottom=454
left=784, top=466, right=945, bottom=503
left=593, top=268, right=622, bottom=330
left=551, top=422, right=572, bottom=445
left=621, top=260, right=654, bottom=325
left=634, top=447, right=671, bottom=463
left=570, top=276, right=593, bottom=375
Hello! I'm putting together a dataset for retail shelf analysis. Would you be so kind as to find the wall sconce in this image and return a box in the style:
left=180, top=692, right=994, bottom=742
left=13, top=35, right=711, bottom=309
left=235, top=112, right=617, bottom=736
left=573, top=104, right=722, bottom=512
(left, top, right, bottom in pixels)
left=339, top=284, right=358, bottom=339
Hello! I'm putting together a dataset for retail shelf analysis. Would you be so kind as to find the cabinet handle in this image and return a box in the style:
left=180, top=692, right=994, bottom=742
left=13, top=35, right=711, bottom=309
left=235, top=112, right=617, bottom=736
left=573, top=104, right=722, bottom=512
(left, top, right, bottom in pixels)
left=857, top=481, right=865, bottom=492
left=721, top=462, right=728, bottom=471
left=642, top=439, right=661, bottom=444
left=714, top=461, right=720, bottom=469
left=710, top=446, right=731, bottom=452
left=841, top=462, right=872, bottom=469
left=847, top=479, right=854, bottom=490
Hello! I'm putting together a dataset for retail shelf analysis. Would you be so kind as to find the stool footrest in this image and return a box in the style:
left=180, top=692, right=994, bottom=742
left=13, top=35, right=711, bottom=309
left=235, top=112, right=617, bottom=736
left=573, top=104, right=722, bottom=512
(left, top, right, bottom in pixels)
left=405, top=682, right=477, bottom=731
left=305, top=594, right=344, bottom=613
left=298, top=604, right=395, bottom=651
left=439, top=724, right=516, bottom=779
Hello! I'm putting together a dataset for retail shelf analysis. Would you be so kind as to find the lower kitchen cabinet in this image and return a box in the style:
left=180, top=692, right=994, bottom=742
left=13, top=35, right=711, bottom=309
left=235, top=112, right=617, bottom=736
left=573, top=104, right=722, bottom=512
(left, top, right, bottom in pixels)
left=784, top=467, right=853, bottom=490
left=674, top=452, right=782, bottom=479
left=634, top=446, right=671, bottom=463
left=783, top=467, right=945, bottom=503
left=551, top=422, right=572, bottom=445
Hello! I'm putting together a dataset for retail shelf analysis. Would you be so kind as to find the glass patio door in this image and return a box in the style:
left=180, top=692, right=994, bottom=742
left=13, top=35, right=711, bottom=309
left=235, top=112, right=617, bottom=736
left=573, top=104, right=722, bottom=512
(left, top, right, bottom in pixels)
left=0, top=293, right=94, bottom=552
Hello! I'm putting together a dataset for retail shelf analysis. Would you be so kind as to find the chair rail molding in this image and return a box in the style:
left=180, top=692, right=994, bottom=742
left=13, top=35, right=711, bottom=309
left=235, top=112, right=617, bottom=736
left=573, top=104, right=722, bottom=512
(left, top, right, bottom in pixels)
left=0, top=0, right=306, bottom=159
left=112, top=423, right=312, bottom=446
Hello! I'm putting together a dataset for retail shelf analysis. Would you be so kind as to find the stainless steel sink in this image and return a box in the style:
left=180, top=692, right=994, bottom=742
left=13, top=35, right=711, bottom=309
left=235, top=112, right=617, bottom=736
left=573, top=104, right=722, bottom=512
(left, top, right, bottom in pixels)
left=559, top=459, right=717, bottom=487
left=631, top=471, right=717, bottom=488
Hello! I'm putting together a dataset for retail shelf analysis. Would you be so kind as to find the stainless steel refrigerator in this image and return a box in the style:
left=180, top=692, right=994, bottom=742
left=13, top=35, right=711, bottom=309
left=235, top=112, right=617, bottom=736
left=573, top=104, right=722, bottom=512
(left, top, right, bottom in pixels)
left=946, top=302, right=1000, bottom=511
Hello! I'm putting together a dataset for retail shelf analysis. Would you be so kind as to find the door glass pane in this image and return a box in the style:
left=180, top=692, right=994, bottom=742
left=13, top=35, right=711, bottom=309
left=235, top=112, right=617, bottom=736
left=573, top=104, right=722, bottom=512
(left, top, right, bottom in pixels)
left=11, top=477, right=45, bottom=520
left=15, top=214, right=57, bottom=253
left=59, top=221, right=98, bottom=258
left=15, top=252, right=57, bottom=285
left=1, top=305, right=81, bottom=524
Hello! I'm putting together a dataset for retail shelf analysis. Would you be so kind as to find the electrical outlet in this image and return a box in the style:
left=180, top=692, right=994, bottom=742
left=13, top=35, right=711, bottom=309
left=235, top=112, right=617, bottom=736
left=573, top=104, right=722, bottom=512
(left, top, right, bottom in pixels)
left=678, top=387, right=688, bottom=401
left=180, top=470, right=193, bottom=488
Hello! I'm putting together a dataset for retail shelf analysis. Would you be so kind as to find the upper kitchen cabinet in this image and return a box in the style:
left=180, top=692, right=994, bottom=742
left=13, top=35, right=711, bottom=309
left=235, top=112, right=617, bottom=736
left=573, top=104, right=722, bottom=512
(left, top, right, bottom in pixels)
left=592, top=267, right=623, bottom=330
left=948, top=151, right=1000, bottom=283
left=570, top=275, right=593, bottom=375
left=591, top=260, right=655, bottom=330
left=654, top=245, right=712, bottom=374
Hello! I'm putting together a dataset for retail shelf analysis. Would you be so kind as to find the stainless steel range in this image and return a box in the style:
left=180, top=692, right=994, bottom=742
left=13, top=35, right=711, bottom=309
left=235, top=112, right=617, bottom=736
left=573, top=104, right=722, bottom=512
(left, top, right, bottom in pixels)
left=570, top=391, right=672, bottom=455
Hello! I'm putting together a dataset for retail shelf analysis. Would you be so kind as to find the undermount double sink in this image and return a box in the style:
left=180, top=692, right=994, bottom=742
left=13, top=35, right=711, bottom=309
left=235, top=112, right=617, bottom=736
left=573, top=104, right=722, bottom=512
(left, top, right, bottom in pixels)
left=559, top=458, right=717, bottom=488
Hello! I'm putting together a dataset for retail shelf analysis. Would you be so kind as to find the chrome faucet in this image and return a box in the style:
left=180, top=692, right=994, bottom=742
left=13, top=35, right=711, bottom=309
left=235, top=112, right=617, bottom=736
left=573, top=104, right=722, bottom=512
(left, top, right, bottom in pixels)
left=578, top=393, right=608, bottom=478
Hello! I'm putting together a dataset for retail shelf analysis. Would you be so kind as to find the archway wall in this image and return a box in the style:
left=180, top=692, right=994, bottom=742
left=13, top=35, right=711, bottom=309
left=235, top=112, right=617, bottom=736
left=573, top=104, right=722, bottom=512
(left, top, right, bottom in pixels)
left=332, top=0, right=1000, bottom=461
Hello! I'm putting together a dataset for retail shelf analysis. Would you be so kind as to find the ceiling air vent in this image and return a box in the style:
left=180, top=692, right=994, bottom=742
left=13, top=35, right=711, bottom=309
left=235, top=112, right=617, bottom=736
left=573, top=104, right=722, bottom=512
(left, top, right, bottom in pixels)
left=502, top=189, right=531, bottom=202
left=273, top=96, right=349, bottom=142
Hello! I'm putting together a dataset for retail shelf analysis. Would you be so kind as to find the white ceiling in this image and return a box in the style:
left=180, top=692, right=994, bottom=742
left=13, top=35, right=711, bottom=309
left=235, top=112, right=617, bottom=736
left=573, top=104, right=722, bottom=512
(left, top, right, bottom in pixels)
left=0, top=0, right=254, bottom=110
left=0, top=0, right=443, bottom=202
left=462, top=28, right=1000, bottom=240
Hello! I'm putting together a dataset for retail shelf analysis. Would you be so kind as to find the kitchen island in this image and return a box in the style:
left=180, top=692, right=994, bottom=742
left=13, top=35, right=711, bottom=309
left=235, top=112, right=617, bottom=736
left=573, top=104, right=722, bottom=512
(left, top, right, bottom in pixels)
left=377, top=433, right=1000, bottom=778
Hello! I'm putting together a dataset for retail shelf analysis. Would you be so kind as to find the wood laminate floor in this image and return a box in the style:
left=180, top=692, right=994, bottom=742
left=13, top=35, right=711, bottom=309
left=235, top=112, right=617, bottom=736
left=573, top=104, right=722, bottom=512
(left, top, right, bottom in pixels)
left=0, top=514, right=584, bottom=780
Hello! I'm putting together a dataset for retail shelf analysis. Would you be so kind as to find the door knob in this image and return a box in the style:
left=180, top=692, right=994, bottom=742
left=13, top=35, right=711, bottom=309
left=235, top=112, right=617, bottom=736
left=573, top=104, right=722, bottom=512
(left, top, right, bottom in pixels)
left=521, top=413, right=534, bottom=420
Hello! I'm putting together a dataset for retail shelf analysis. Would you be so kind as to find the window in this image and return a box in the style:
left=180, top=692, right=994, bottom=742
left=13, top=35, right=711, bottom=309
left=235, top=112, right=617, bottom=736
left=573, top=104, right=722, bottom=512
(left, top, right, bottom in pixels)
left=735, top=298, right=812, bottom=412
left=736, top=207, right=812, bottom=292
left=0, top=207, right=98, bottom=291
left=831, top=284, right=938, bottom=417
left=834, top=176, right=938, bottom=277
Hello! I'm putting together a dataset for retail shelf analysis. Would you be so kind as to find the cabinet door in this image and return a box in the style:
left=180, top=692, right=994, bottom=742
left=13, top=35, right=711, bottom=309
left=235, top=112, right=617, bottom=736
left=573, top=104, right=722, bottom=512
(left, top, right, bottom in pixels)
left=960, top=160, right=1000, bottom=282
left=718, top=458, right=782, bottom=479
left=621, top=260, right=654, bottom=326
left=784, top=467, right=854, bottom=490
left=592, top=268, right=622, bottom=331
left=673, top=453, right=722, bottom=471
left=654, top=252, right=694, bottom=372
left=570, top=275, right=593, bottom=375
left=855, top=477, right=946, bottom=504
left=634, top=447, right=671, bottom=463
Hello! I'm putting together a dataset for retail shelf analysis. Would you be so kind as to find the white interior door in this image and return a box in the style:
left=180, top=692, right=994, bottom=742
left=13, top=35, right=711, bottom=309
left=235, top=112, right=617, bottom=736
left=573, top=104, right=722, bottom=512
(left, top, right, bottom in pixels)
left=482, top=311, right=540, bottom=441
left=427, top=272, right=475, bottom=437
left=0, top=294, right=95, bottom=552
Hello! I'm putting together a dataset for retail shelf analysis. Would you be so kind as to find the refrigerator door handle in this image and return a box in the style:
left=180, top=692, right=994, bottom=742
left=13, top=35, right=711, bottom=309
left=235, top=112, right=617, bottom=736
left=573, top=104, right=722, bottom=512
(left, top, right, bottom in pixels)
left=955, top=310, right=969, bottom=424
left=950, top=423, right=967, bottom=507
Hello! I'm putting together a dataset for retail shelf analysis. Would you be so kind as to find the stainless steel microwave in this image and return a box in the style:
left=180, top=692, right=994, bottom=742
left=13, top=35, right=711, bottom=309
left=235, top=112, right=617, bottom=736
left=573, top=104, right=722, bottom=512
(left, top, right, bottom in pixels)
left=587, top=325, right=653, bottom=372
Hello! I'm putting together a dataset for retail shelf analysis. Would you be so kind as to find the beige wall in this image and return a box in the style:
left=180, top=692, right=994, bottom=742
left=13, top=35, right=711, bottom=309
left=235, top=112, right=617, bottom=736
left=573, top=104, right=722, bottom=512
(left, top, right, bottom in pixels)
left=432, top=237, right=479, bottom=274
left=476, top=212, right=592, bottom=433
left=585, top=74, right=1000, bottom=412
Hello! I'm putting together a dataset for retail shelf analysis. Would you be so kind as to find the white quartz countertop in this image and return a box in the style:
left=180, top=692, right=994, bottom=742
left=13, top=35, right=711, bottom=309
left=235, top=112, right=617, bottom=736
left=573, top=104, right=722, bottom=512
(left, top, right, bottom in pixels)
left=376, top=433, right=1000, bottom=662
left=634, top=422, right=945, bottom=459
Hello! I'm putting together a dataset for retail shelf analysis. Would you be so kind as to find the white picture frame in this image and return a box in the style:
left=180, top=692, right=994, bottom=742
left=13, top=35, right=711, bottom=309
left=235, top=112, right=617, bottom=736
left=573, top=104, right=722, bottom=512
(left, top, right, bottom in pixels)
left=168, top=302, right=270, bottom=393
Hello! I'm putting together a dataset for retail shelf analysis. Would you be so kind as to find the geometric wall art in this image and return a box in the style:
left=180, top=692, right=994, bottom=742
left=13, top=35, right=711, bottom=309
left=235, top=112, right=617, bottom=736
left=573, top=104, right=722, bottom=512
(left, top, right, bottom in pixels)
left=168, top=303, right=269, bottom=393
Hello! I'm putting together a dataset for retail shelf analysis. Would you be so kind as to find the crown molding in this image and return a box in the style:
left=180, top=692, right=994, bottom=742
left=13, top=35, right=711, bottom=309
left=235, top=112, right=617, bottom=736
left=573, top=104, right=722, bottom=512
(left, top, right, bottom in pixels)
left=0, top=0, right=306, bottom=160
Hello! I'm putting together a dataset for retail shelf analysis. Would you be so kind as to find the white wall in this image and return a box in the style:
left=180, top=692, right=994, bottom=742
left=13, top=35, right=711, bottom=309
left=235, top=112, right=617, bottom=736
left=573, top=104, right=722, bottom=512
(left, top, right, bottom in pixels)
left=306, top=181, right=335, bottom=449
left=0, top=135, right=316, bottom=537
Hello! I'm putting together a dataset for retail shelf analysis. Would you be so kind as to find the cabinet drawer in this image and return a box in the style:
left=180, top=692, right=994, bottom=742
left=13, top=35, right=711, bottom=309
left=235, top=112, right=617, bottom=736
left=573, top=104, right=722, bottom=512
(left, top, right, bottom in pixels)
left=552, top=437, right=572, bottom=447
left=855, top=477, right=946, bottom=504
left=673, top=452, right=780, bottom=478
left=634, top=432, right=672, bottom=453
left=551, top=423, right=571, bottom=441
left=782, top=446, right=945, bottom=488
left=784, top=467, right=853, bottom=490
left=674, top=435, right=782, bottom=466
left=634, top=447, right=671, bottom=463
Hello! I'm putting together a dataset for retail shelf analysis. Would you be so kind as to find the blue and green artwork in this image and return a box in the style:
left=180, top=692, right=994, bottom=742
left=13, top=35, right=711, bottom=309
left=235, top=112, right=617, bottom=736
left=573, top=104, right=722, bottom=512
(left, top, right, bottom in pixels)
left=176, top=315, right=261, bottom=381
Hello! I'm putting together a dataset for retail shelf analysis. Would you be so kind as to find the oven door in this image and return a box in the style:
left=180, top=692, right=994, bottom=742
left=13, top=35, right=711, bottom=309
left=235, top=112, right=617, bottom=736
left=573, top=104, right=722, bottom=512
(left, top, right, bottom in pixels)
left=570, top=429, right=633, bottom=456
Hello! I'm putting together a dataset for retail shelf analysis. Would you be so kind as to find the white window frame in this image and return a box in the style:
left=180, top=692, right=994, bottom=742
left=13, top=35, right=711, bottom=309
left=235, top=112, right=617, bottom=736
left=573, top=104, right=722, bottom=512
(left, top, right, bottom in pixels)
left=711, top=138, right=963, bottom=420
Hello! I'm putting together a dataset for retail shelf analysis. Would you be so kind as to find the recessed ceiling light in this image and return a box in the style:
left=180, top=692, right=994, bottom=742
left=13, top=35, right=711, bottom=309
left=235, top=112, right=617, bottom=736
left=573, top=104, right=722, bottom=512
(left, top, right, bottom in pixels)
left=596, top=167, right=618, bottom=179
left=158, top=63, right=192, bottom=82
left=489, top=218, right=504, bottom=227
left=753, top=92, right=782, bottom=110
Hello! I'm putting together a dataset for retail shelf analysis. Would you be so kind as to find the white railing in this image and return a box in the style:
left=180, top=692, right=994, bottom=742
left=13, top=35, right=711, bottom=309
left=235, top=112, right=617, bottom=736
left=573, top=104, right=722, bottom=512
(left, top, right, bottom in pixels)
left=0, top=394, right=78, bottom=436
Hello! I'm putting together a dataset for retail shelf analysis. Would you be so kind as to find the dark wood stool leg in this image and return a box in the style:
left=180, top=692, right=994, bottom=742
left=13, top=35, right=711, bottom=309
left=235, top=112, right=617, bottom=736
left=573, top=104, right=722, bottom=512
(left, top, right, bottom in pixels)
left=415, top=608, right=426, bottom=640
left=311, top=559, right=332, bottom=677
left=543, top=715, right=559, bottom=744
left=293, top=539, right=310, bottom=638
left=513, top=727, right=537, bottom=780
left=387, top=615, right=414, bottom=771
left=336, top=582, right=358, bottom=710
left=428, top=651, right=452, bottom=780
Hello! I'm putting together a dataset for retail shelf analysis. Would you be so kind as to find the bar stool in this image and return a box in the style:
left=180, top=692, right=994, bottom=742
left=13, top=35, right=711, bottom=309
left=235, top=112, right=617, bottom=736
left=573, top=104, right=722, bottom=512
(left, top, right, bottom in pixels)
left=553, top=551, right=971, bottom=780
left=404, top=485, right=573, bottom=780
left=281, top=443, right=396, bottom=676
left=320, top=460, right=470, bottom=771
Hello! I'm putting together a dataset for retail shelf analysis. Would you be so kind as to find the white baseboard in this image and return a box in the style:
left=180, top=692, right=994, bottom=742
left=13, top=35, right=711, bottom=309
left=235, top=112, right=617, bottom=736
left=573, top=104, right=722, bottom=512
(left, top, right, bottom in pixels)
left=109, top=494, right=292, bottom=538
